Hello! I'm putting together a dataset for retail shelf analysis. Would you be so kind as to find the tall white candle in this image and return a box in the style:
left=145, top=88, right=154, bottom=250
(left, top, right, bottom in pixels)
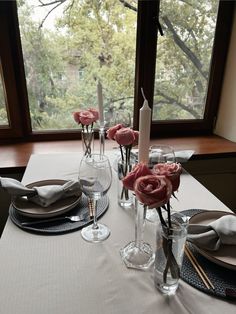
left=138, top=99, right=151, bottom=163
left=97, top=81, right=104, bottom=125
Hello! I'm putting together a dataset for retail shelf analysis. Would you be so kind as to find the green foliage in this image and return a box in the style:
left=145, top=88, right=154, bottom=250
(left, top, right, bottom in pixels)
left=17, top=0, right=137, bottom=130
left=17, top=0, right=218, bottom=129
left=154, top=0, right=218, bottom=120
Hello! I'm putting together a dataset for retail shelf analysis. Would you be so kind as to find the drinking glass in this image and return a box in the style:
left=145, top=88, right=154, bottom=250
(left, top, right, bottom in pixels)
left=146, top=145, right=176, bottom=223
left=110, top=109, right=131, bottom=127
left=79, top=154, right=112, bottom=242
left=149, top=144, right=176, bottom=166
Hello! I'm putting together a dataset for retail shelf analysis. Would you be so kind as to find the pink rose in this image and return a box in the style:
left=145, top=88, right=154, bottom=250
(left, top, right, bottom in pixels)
left=106, top=124, right=123, bottom=140
left=153, top=162, right=182, bottom=192
left=88, top=108, right=99, bottom=122
left=73, top=111, right=81, bottom=124
left=115, top=128, right=135, bottom=146
left=122, top=162, right=152, bottom=191
left=79, top=110, right=95, bottom=125
left=134, top=175, right=172, bottom=208
left=132, top=130, right=139, bottom=147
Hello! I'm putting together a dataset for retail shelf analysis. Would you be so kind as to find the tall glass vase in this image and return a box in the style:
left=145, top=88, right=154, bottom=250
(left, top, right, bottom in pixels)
left=154, top=212, right=188, bottom=294
left=81, top=129, right=94, bottom=157
left=120, top=198, right=154, bottom=270
left=117, top=159, right=134, bottom=208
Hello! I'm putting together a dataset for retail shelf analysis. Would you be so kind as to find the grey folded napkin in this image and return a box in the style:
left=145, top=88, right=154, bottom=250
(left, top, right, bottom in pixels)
left=0, top=177, right=81, bottom=207
left=174, top=150, right=194, bottom=163
left=187, top=214, right=236, bottom=251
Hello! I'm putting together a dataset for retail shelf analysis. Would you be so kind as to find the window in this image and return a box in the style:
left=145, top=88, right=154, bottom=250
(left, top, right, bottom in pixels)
left=154, top=0, right=219, bottom=121
left=0, top=0, right=234, bottom=141
left=17, top=0, right=137, bottom=132
left=0, top=3, right=23, bottom=139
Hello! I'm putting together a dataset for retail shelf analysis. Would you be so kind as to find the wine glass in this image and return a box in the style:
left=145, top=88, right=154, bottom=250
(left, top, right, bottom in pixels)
left=110, top=109, right=131, bottom=128
left=146, top=145, right=176, bottom=223
left=149, top=144, right=176, bottom=167
left=79, top=154, right=112, bottom=242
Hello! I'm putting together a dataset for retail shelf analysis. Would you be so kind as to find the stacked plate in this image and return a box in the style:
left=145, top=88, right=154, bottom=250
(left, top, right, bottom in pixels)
left=180, top=209, right=236, bottom=299
left=9, top=179, right=109, bottom=235
left=12, top=179, right=82, bottom=218
left=188, top=210, right=236, bottom=271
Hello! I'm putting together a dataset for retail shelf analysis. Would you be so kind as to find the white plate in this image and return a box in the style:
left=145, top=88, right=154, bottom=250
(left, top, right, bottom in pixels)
left=12, top=179, right=82, bottom=218
left=189, top=210, right=236, bottom=271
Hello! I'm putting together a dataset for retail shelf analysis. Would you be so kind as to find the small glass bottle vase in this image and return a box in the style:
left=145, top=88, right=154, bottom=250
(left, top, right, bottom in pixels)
left=120, top=198, right=154, bottom=270
left=117, top=159, right=134, bottom=208
left=154, top=212, right=188, bottom=294
left=81, top=129, right=94, bottom=157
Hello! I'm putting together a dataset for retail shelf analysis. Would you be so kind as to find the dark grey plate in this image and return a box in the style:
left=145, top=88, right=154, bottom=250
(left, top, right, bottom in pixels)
left=180, top=209, right=236, bottom=300
left=9, top=194, right=109, bottom=235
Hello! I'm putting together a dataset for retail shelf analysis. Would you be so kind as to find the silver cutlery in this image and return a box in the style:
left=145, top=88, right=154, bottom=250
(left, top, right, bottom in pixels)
left=21, top=214, right=85, bottom=226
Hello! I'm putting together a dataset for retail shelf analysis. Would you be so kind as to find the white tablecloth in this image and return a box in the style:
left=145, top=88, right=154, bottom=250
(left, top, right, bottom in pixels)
left=0, top=152, right=235, bottom=314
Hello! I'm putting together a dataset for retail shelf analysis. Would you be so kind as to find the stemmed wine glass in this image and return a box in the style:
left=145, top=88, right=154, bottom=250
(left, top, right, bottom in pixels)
left=146, top=145, right=176, bottom=223
left=79, top=154, right=112, bottom=242
left=109, top=109, right=131, bottom=128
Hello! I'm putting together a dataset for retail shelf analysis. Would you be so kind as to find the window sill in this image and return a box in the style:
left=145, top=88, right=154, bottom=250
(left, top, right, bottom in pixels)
left=1, top=135, right=236, bottom=173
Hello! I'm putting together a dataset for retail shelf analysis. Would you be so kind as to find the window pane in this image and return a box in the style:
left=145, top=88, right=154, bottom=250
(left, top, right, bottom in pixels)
left=153, top=0, right=219, bottom=121
left=17, top=0, right=137, bottom=131
left=0, top=61, right=9, bottom=126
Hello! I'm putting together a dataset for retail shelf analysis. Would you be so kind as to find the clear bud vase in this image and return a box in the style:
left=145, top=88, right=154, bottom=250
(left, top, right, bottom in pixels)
left=117, top=159, right=134, bottom=208
left=120, top=198, right=154, bottom=270
left=81, top=129, right=94, bottom=157
left=154, top=211, right=188, bottom=294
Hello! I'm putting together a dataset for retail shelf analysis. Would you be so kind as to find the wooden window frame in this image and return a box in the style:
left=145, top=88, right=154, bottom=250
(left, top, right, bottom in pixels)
left=134, top=0, right=235, bottom=137
left=0, top=0, right=235, bottom=142
left=0, top=3, right=23, bottom=139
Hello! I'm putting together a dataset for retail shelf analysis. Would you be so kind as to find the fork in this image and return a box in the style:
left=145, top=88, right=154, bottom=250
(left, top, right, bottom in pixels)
left=21, top=214, right=85, bottom=226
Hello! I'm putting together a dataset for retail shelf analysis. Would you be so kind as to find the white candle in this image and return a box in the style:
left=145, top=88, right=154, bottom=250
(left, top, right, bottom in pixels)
left=138, top=99, right=151, bottom=163
left=97, top=81, right=104, bottom=125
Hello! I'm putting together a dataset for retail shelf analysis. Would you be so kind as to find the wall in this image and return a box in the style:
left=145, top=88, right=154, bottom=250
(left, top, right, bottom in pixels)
left=184, top=157, right=236, bottom=212
left=215, top=6, right=236, bottom=142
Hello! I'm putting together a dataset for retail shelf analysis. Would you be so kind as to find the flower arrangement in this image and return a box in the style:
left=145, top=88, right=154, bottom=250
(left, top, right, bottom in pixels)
left=73, top=108, right=99, bottom=156
left=73, top=108, right=99, bottom=129
left=107, top=124, right=139, bottom=204
left=122, top=161, right=182, bottom=281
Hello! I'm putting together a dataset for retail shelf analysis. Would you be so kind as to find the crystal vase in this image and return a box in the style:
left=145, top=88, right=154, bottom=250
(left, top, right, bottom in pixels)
left=154, top=211, right=188, bottom=294
left=81, top=129, right=94, bottom=157
left=117, top=159, right=134, bottom=208
left=120, top=198, right=154, bottom=270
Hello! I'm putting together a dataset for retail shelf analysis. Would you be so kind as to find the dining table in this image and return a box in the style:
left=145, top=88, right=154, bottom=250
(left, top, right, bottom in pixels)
left=0, top=151, right=235, bottom=314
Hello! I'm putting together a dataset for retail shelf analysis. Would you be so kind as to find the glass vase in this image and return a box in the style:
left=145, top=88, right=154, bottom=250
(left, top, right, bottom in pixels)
left=117, top=159, right=134, bottom=208
left=81, top=129, right=94, bottom=157
left=154, top=211, right=188, bottom=294
left=120, top=198, right=154, bottom=270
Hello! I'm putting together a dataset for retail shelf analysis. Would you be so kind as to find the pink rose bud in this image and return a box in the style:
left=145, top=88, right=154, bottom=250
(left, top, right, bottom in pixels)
left=122, top=162, right=152, bottom=191
left=115, top=128, right=135, bottom=146
left=153, top=162, right=182, bottom=192
left=134, top=175, right=172, bottom=208
left=106, top=124, right=123, bottom=140
left=79, top=110, right=95, bottom=125
left=73, top=111, right=81, bottom=124
left=88, top=108, right=99, bottom=122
